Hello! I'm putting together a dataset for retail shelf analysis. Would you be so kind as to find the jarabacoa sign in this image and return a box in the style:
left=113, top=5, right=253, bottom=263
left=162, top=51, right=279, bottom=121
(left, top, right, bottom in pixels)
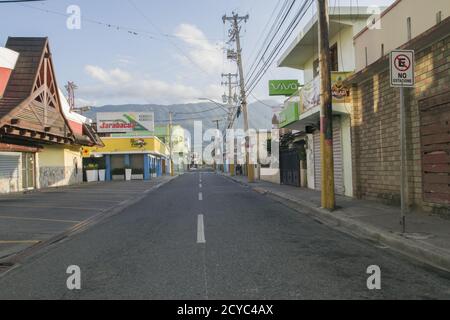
left=96, top=112, right=155, bottom=133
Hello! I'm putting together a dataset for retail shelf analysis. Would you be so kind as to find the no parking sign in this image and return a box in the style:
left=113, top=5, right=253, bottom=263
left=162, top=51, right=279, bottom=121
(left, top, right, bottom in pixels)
left=389, top=50, right=415, bottom=233
left=390, top=50, right=415, bottom=87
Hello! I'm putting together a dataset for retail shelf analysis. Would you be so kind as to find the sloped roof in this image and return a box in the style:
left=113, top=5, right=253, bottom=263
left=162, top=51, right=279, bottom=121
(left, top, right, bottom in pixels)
left=0, top=97, right=23, bottom=118
left=0, top=37, right=103, bottom=147
left=3, top=37, right=47, bottom=100
left=0, top=37, right=47, bottom=120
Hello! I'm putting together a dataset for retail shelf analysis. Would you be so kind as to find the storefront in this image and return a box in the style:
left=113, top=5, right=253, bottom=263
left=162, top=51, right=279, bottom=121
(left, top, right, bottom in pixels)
left=277, top=73, right=354, bottom=197
left=82, top=136, right=170, bottom=181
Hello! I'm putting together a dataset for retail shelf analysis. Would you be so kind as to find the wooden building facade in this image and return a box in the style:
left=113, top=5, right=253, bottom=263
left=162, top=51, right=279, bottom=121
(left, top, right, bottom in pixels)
left=0, top=37, right=101, bottom=193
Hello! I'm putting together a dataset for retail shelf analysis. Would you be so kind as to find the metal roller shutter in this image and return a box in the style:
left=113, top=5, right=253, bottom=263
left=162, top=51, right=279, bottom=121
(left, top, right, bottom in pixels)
left=312, top=117, right=344, bottom=195
left=313, top=131, right=321, bottom=191
left=0, top=153, right=20, bottom=179
left=333, top=118, right=344, bottom=195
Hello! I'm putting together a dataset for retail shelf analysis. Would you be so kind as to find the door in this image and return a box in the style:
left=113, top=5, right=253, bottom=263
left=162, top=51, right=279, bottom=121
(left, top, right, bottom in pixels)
left=419, top=91, right=450, bottom=205
left=280, top=149, right=300, bottom=187
left=21, top=152, right=35, bottom=190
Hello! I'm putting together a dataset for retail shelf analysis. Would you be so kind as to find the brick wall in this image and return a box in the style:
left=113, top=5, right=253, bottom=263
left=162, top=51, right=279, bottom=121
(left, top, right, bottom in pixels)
left=350, top=33, right=450, bottom=217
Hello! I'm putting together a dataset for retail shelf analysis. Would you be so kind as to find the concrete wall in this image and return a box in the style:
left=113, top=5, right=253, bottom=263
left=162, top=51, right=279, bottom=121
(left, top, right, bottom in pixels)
left=303, top=23, right=363, bottom=82
left=260, top=168, right=280, bottom=184
left=354, top=0, right=450, bottom=72
left=37, top=145, right=82, bottom=189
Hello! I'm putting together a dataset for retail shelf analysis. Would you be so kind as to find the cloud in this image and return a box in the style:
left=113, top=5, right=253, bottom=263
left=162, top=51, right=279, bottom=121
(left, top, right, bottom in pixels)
left=173, top=23, right=224, bottom=75
left=85, top=65, right=132, bottom=85
left=78, top=24, right=229, bottom=105
left=79, top=65, right=223, bottom=105
left=116, top=54, right=135, bottom=66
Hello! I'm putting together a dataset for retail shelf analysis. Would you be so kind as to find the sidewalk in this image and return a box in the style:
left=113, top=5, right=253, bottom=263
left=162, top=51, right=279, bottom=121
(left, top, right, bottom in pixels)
left=224, top=174, right=450, bottom=273
left=0, top=175, right=178, bottom=266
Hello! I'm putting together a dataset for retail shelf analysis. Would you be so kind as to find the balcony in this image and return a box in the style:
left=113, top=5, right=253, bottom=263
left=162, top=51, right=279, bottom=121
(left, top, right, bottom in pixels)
left=278, top=72, right=353, bottom=130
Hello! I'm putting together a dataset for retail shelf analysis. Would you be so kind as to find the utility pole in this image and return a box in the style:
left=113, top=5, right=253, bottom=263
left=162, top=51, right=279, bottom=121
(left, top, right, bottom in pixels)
left=212, top=119, right=220, bottom=172
left=221, top=73, right=238, bottom=175
left=65, top=81, right=91, bottom=114
left=223, top=12, right=254, bottom=183
left=169, top=112, right=174, bottom=176
left=221, top=73, right=238, bottom=117
left=317, top=0, right=335, bottom=210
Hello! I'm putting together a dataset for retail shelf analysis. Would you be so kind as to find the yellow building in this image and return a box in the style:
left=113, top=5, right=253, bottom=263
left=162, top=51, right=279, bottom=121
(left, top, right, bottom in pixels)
left=82, top=136, right=170, bottom=181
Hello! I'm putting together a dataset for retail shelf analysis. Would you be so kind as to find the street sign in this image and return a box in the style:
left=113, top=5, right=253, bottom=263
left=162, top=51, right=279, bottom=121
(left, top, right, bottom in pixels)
left=390, top=50, right=415, bottom=87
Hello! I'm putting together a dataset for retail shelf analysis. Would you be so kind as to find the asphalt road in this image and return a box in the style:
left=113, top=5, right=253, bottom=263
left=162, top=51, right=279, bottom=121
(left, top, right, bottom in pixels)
left=0, top=172, right=449, bottom=299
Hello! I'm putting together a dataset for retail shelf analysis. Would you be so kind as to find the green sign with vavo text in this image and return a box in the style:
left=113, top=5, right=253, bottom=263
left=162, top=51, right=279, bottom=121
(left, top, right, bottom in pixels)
left=269, top=80, right=299, bottom=96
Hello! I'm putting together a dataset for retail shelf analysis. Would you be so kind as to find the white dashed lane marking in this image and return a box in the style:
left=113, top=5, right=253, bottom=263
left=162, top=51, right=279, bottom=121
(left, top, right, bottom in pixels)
left=197, top=214, right=206, bottom=244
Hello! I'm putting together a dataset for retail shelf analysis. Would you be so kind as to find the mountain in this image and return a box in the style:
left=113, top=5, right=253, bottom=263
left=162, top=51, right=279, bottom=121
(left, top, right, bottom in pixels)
left=84, top=101, right=279, bottom=139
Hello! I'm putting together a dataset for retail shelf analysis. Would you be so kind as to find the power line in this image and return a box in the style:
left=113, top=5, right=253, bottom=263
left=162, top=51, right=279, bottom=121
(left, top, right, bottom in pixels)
left=245, top=0, right=314, bottom=95
left=249, top=93, right=279, bottom=108
left=18, top=2, right=222, bottom=43
left=127, top=0, right=212, bottom=77
left=175, top=105, right=226, bottom=115
left=245, top=0, right=284, bottom=69
left=245, top=0, right=295, bottom=85
left=226, top=0, right=313, bottom=129
left=0, top=0, right=45, bottom=3
left=246, top=0, right=313, bottom=93
left=154, top=114, right=228, bottom=123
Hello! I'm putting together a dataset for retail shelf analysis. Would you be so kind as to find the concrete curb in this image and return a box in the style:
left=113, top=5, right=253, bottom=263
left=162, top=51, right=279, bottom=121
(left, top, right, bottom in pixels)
left=0, top=175, right=180, bottom=271
left=223, top=174, right=450, bottom=273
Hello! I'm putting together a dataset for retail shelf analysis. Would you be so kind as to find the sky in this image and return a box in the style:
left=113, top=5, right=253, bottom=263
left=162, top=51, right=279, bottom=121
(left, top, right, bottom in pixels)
left=0, top=0, right=395, bottom=107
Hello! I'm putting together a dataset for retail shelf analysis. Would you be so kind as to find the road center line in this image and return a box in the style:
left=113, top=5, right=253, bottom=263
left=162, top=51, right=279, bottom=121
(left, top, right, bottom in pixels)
left=198, top=192, right=203, bottom=201
left=197, top=214, right=206, bottom=244
left=199, top=183, right=202, bottom=188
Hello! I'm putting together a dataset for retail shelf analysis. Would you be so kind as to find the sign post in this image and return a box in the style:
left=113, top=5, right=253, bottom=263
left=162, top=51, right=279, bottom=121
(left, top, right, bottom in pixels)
left=390, top=50, right=415, bottom=233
